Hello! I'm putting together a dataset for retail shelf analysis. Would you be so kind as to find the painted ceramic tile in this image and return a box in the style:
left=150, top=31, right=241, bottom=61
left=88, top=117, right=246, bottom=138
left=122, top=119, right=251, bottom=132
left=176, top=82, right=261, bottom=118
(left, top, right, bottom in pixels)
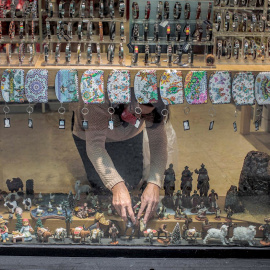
left=55, top=70, right=79, bottom=103
left=107, top=70, right=131, bottom=104
left=1, top=69, right=25, bottom=103
left=209, top=71, right=231, bottom=104
left=25, top=69, right=48, bottom=103
left=255, top=72, right=270, bottom=105
left=81, top=70, right=105, bottom=104
left=184, top=71, right=208, bottom=105
left=232, top=72, right=255, bottom=106
left=160, top=71, right=184, bottom=105
left=134, top=70, right=158, bottom=104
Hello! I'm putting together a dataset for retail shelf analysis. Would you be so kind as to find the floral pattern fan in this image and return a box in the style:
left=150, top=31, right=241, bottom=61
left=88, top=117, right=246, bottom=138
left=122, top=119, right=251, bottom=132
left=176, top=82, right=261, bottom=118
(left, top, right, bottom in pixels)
left=1, top=69, right=25, bottom=103
left=25, top=69, right=48, bottom=103
left=81, top=70, right=105, bottom=104
left=134, top=70, right=158, bottom=104
left=160, top=71, right=184, bottom=105
left=184, top=71, right=208, bottom=105
left=255, top=72, right=270, bottom=105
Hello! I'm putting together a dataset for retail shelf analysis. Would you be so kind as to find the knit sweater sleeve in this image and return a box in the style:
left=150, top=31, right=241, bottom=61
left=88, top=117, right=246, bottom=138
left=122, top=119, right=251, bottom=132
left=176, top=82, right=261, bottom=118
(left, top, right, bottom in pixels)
left=145, top=122, right=168, bottom=188
left=84, top=104, right=125, bottom=190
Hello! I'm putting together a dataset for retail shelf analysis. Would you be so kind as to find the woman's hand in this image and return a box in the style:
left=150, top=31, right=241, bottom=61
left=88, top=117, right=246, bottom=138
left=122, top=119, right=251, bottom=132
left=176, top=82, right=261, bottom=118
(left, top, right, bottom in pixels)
left=111, top=182, right=136, bottom=224
left=137, top=183, right=160, bottom=224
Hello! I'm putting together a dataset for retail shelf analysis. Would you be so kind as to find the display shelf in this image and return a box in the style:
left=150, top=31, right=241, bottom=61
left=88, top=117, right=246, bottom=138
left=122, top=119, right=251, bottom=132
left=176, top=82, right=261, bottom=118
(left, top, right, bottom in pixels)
left=132, top=19, right=207, bottom=24
left=131, top=39, right=214, bottom=46
left=0, top=18, right=39, bottom=22
left=0, top=53, right=40, bottom=67
left=0, top=36, right=40, bottom=44
left=43, top=35, right=126, bottom=44
left=41, top=52, right=126, bottom=67
left=214, top=31, right=270, bottom=37
left=46, top=17, right=127, bottom=23
left=213, top=6, right=265, bottom=11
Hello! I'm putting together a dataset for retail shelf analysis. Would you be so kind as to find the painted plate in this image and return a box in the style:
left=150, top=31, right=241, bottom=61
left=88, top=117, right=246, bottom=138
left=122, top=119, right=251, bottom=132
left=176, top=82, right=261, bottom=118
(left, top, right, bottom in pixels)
left=255, top=72, right=270, bottom=105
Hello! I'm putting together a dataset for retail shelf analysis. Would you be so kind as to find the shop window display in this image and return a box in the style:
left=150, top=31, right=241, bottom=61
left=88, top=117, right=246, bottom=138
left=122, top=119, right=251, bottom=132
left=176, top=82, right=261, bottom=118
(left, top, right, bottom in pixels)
left=0, top=0, right=269, bottom=252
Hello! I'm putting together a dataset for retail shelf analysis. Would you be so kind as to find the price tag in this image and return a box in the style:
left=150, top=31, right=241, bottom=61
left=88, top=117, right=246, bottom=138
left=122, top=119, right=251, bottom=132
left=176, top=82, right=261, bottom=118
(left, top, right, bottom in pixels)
left=134, top=119, right=141, bottom=128
left=82, top=120, right=88, bottom=130
left=183, top=120, right=190, bottom=131
left=4, top=118, right=10, bottom=128
left=59, top=119, right=65, bottom=129
left=160, top=20, right=169, bottom=28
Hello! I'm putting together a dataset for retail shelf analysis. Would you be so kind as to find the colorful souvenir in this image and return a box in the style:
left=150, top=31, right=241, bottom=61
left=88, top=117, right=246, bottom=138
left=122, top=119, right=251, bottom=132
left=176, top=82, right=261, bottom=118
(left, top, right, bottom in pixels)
left=255, top=72, right=270, bottom=105
left=25, top=69, right=48, bottom=103
left=1, top=69, right=24, bottom=103
left=184, top=71, right=208, bottom=104
left=134, top=70, right=158, bottom=104
left=107, top=70, right=131, bottom=104
left=55, top=69, right=79, bottom=103
left=20, top=218, right=34, bottom=241
left=160, top=71, right=184, bottom=105
left=232, top=72, right=255, bottom=105
left=81, top=70, right=105, bottom=104
left=209, top=71, right=231, bottom=104
left=0, top=218, right=9, bottom=242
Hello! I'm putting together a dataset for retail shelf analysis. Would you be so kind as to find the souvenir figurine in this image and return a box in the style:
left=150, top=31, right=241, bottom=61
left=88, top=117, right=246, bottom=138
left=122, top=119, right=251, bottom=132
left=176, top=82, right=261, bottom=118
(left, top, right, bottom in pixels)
left=195, top=202, right=208, bottom=221
left=20, top=218, right=34, bottom=241
left=171, top=223, right=181, bottom=244
left=54, top=227, right=67, bottom=241
left=138, top=218, right=146, bottom=239
left=6, top=178, right=23, bottom=193
left=36, top=206, right=44, bottom=217
left=22, top=198, right=32, bottom=211
left=76, top=203, right=89, bottom=219
left=201, top=218, right=212, bottom=239
left=4, top=200, right=17, bottom=215
left=181, top=193, right=192, bottom=208
left=68, top=191, right=76, bottom=210
left=174, top=206, right=185, bottom=220
left=109, top=223, right=119, bottom=245
left=182, top=216, right=193, bottom=238
left=157, top=205, right=169, bottom=220
left=181, top=166, right=193, bottom=197
left=215, top=208, right=221, bottom=220
left=49, top=193, right=55, bottom=202
left=133, top=201, right=141, bottom=215
left=90, top=228, right=104, bottom=244
left=229, top=225, right=256, bottom=246
left=123, top=217, right=136, bottom=240
left=259, top=218, right=270, bottom=245
left=157, top=224, right=170, bottom=244
left=107, top=204, right=113, bottom=216
left=191, top=190, right=201, bottom=213
left=47, top=201, right=54, bottom=212
left=74, top=180, right=91, bottom=200
left=203, top=224, right=229, bottom=245
left=37, top=227, right=52, bottom=243
left=195, top=164, right=210, bottom=197
left=225, top=206, right=234, bottom=221
left=0, top=218, right=9, bottom=243
left=208, top=189, right=218, bottom=212
left=162, top=164, right=176, bottom=208
left=70, top=227, right=90, bottom=243
left=4, top=192, right=21, bottom=202
left=144, top=228, right=157, bottom=245
left=56, top=204, right=63, bottom=215
left=174, top=190, right=184, bottom=211
left=184, top=227, right=200, bottom=242
left=38, top=192, right=43, bottom=202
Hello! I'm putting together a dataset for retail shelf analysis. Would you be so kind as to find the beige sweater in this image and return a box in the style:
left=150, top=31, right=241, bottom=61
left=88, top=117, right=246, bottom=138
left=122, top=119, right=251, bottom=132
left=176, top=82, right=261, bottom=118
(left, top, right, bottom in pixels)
left=70, top=97, right=168, bottom=190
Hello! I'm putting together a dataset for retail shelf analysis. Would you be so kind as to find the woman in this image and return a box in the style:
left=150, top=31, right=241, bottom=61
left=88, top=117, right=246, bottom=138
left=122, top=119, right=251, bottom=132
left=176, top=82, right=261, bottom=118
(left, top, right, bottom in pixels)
left=71, top=89, right=168, bottom=225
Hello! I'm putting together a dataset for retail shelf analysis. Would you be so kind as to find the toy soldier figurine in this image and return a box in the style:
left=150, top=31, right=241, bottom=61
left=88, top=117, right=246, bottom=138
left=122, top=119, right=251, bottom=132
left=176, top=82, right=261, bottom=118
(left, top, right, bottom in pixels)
left=181, top=166, right=193, bottom=193
left=225, top=206, right=234, bottom=221
left=191, top=190, right=201, bottom=212
left=215, top=207, right=221, bottom=220
left=109, top=223, right=119, bottom=245
left=182, top=216, right=192, bottom=238
left=174, top=190, right=184, bottom=211
left=164, top=164, right=176, bottom=197
left=208, top=189, right=218, bottom=211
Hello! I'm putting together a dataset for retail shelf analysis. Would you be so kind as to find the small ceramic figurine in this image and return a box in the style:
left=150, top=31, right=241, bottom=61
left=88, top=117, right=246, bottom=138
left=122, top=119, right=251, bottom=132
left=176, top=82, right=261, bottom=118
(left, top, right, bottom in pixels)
left=203, top=224, right=229, bottom=245
left=107, top=204, right=113, bottom=216
left=133, top=201, right=141, bottom=215
left=90, top=228, right=104, bottom=244
left=174, top=190, right=184, bottom=211
left=37, top=227, right=52, bottom=243
left=215, top=208, right=221, bottom=220
left=144, top=228, right=157, bottom=245
left=164, top=164, right=176, bottom=197
left=22, top=198, right=32, bottom=211
left=20, top=219, right=34, bottom=241
left=74, top=180, right=91, bottom=201
left=138, top=218, right=146, bottom=238
left=157, top=224, right=169, bottom=240
left=208, top=189, right=218, bottom=212
left=201, top=218, right=212, bottom=239
left=36, top=206, right=44, bottom=217
left=56, top=204, right=63, bottom=215
left=157, top=205, right=169, bottom=220
left=124, top=217, right=136, bottom=240
left=174, top=206, right=185, bottom=220
left=38, top=192, right=43, bottom=202
left=50, top=193, right=55, bottom=203
left=225, top=206, right=234, bottom=221
left=109, top=223, right=119, bottom=245
left=54, top=228, right=67, bottom=241
left=47, top=201, right=54, bottom=213
left=70, top=227, right=90, bottom=243
left=0, top=218, right=9, bottom=243
left=259, top=218, right=270, bottom=246
left=191, top=190, right=201, bottom=213
left=229, top=225, right=256, bottom=246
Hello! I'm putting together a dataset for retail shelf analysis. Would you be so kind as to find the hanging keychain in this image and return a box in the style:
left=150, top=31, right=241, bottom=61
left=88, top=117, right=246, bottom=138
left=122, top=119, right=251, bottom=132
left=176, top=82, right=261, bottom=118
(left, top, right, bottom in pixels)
left=183, top=106, right=190, bottom=131
left=26, top=103, right=34, bottom=128
left=233, top=106, right=238, bottom=132
left=58, top=103, right=65, bottom=129
left=3, top=103, right=10, bottom=128
left=255, top=108, right=262, bottom=131
left=208, top=105, right=216, bottom=130
left=81, top=105, right=89, bottom=130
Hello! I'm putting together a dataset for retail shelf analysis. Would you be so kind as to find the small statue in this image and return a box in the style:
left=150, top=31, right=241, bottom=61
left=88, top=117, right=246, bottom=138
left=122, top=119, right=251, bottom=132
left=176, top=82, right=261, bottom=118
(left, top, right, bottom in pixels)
left=133, top=201, right=141, bottom=216
left=38, top=192, right=43, bottom=202
left=157, top=224, right=169, bottom=240
left=201, top=218, right=212, bottom=239
left=20, top=218, right=34, bottom=241
left=181, top=166, right=193, bottom=197
left=225, top=206, right=234, bottom=221
left=76, top=203, right=89, bottom=219
left=174, top=206, right=185, bottom=220
left=224, top=185, right=245, bottom=213
left=259, top=217, right=270, bottom=246
left=138, top=218, right=146, bottom=239
left=215, top=208, right=221, bottom=220
left=157, top=205, right=169, bottom=220
left=56, top=204, right=63, bottom=215
left=123, top=217, right=136, bottom=241
left=0, top=218, right=9, bottom=243
left=191, top=190, right=201, bottom=213
left=164, top=164, right=176, bottom=197
left=195, top=164, right=210, bottom=197
left=174, top=190, right=184, bottom=211
left=182, top=216, right=192, bottom=238
left=208, top=189, right=218, bottom=212
left=47, top=201, right=54, bottom=213
left=144, top=228, right=157, bottom=245
left=109, top=223, right=119, bottom=245
left=107, top=204, right=113, bottom=216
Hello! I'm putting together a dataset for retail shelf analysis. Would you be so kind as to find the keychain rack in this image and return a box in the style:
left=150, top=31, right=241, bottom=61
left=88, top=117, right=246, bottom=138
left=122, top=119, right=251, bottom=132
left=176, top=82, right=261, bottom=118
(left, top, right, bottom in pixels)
left=213, top=0, right=270, bottom=64
left=42, top=0, right=127, bottom=67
